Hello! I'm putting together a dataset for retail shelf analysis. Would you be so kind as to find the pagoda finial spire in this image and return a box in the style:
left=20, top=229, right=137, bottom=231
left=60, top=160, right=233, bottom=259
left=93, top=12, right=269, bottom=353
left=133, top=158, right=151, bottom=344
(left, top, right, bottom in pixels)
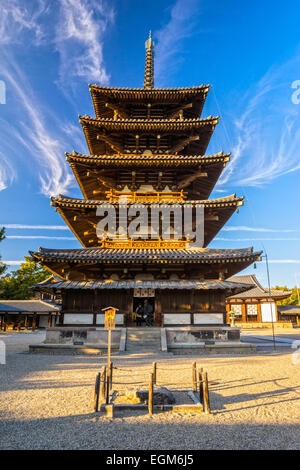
left=144, top=31, right=155, bottom=89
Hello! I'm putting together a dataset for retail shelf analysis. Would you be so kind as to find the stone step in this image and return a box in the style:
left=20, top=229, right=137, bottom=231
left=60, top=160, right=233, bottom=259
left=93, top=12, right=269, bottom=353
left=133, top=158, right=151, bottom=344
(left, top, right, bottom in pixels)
left=125, top=327, right=162, bottom=352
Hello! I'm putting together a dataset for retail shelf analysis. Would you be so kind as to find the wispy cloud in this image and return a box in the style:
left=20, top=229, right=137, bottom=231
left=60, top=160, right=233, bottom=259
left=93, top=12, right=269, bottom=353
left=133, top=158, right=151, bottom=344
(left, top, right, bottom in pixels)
left=0, top=54, right=74, bottom=196
left=6, top=236, right=76, bottom=240
left=215, top=237, right=300, bottom=242
left=0, top=152, right=16, bottom=191
left=1, top=224, right=69, bottom=230
left=154, top=0, right=201, bottom=85
left=2, top=260, right=26, bottom=266
left=222, top=226, right=300, bottom=233
left=0, top=0, right=49, bottom=46
left=218, top=55, right=300, bottom=187
left=55, top=0, right=114, bottom=85
left=269, top=260, right=300, bottom=264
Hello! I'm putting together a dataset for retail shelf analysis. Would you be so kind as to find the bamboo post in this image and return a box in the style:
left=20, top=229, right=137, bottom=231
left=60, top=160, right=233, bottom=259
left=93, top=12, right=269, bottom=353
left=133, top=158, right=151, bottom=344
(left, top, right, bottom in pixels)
left=148, top=373, right=154, bottom=416
left=100, top=366, right=107, bottom=402
left=203, top=371, right=211, bottom=414
left=94, top=372, right=101, bottom=412
left=192, top=361, right=197, bottom=392
left=152, top=362, right=157, bottom=385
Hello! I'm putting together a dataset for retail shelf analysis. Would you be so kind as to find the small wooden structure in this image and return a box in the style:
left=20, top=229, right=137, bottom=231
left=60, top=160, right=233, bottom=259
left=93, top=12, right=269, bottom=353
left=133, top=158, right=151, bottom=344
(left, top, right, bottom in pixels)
left=0, top=300, right=60, bottom=331
left=226, top=274, right=292, bottom=324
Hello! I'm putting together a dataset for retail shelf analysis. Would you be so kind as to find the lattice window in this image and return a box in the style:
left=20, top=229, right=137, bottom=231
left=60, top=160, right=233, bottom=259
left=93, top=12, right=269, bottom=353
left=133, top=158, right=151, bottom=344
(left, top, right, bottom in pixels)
left=231, top=304, right=242, bottom=316
left=247, top=304, right=258, bottom=316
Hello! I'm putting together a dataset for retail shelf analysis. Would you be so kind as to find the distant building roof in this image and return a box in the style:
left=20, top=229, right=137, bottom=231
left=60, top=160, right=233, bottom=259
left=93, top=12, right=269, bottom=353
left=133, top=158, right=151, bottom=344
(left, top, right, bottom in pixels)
left=277, top=305, right=300, bottom=315
left=0, top=300, right=60, bottom=314
left=227, top=274, right=292, bottom=300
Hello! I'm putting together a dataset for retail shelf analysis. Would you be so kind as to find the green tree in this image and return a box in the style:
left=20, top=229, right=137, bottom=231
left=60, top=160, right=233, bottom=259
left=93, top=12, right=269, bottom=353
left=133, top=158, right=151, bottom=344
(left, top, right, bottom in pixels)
left=0, top=256, right=50, bottom=300
left=0, top=227, right=6, bottom=276
left=273, top=285, right=300, bottom=305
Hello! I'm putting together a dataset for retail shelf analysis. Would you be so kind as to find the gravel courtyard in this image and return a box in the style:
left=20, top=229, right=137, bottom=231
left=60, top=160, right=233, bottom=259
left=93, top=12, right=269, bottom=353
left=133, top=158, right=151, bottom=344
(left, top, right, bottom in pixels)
left=0, top=331, right=300, bottom=450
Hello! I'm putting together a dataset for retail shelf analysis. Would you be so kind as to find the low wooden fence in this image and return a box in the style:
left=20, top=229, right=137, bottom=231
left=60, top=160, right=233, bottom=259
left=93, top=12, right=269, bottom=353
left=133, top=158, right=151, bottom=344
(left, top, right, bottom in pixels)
left=94, top=361, right=211, bottom=415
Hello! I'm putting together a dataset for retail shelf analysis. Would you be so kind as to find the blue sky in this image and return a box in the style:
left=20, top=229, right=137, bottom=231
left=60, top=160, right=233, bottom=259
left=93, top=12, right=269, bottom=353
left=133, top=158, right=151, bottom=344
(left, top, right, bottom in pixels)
left=0, top=0, right=299, bottom=288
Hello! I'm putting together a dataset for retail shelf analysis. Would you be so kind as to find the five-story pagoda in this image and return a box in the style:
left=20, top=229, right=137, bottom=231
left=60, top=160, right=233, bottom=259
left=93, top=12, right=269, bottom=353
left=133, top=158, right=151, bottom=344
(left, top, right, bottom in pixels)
left=32, top=33, right=261, bottom=328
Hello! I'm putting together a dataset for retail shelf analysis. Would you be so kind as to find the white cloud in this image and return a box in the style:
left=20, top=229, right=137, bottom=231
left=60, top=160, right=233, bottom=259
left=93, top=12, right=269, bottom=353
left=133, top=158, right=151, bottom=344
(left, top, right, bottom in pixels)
left=0, top=152, right=16, bottom=191
left=55, top=0, right=114, bottom=85
left=154, top=0, right=200, bottom=85
left=6, top=236, right=75, bottom=240
left=269, top=260, right=300, bottom=264
left=222, top=226, right=300, bottom=233
left=215, top=237, right=300, bottom=242
left=0, top=53, right=75, bottom=196
left=2, top=260, right=25, bottom=266
left=218, top=55, right=300, bottom=187
left=1, top=224, right=69, bottom=230
left=0, top=0, right=49, bottom=46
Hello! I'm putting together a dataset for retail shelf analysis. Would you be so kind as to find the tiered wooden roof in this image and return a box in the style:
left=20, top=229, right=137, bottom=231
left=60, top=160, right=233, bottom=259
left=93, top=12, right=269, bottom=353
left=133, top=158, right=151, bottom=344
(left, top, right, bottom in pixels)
left=30, top=247, right=262, bottom=280
left=36, top=278, right=254, bottom=295
left=66, top=151, right=230, bottom=200
left=50, top=194, right=244, bottom=248
left=89, top=85, right=210, bottom=120
left=79, top=115, right=218, bottom=156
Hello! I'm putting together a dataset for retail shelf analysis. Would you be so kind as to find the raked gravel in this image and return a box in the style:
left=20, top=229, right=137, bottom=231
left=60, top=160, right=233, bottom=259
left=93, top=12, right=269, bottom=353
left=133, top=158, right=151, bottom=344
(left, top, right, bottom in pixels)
left=0, top=331, right=300, bottom=450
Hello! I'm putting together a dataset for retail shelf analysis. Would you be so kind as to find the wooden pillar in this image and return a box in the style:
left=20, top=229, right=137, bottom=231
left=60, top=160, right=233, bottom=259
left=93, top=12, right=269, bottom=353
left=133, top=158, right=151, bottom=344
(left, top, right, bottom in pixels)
left=241, top=303, right=247, bottom=323
left=257, top=303, right=262, bottom=322
left=47, top=314, right=52, bottom=328
left=226, top=303, right=231, bottom=323
left=32, top=313, right=37, bottom=331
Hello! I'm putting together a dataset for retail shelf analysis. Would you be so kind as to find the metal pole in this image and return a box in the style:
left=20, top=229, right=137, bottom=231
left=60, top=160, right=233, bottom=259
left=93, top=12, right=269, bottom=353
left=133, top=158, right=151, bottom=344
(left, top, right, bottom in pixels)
left=265, top=252, right=276, bottom=351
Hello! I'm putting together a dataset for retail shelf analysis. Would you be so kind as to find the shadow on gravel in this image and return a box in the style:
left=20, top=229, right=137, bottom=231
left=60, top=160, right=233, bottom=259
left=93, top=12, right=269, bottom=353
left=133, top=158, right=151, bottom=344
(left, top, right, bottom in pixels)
left=0, top=416, right=299, bottom=450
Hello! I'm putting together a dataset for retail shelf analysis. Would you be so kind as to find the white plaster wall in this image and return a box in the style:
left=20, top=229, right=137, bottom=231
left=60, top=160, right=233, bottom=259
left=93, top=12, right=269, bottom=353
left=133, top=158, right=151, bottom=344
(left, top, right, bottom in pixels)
left=164, top=314, right=191, bottom=325
left=63, top=314, right=93, bottom=325
left=194, top=313, right=224, bottom=324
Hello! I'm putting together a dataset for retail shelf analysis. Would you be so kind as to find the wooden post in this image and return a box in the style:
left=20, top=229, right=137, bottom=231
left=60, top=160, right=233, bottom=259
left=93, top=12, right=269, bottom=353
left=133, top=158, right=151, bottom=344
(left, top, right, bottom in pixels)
left=107, top=328, right=111, bottom=369
left=94, top=372, right=101, bottom=412
left=152, top=361, right=157, bottom=385
left=148, top=373, right=153, bottom=416
left=203, top=371, right=211, bottom=414
left=106, top=375, right=110, bottom=405
left=192, top=361, right=197, bottom=392
left=198, top=368, right=203, bottom=405
left=100, top=366, right=107, bottom=403
left=108, top=361, right=113, bottom=391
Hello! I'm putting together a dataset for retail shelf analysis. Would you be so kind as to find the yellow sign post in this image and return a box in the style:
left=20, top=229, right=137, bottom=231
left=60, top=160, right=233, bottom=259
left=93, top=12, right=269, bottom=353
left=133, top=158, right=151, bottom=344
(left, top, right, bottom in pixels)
left=102, top=307, right=118, bottom=375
